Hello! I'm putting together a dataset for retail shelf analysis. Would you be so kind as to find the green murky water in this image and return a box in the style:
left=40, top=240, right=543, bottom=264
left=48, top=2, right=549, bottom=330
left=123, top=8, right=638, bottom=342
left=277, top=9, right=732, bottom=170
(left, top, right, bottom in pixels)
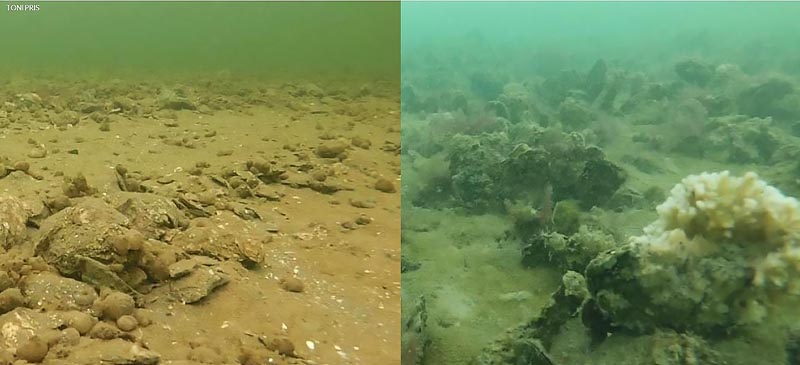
left=1, top=2, right=399, bottom=81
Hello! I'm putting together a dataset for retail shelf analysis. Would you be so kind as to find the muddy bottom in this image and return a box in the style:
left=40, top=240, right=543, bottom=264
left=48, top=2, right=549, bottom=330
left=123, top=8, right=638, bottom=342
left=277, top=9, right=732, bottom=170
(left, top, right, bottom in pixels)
left=0, top=77, right=400, bottom=365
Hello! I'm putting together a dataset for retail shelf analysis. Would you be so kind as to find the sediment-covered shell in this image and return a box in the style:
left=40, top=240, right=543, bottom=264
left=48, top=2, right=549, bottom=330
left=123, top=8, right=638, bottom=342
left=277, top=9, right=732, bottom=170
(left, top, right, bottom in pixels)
left=0, top=195, right=30, bottom=249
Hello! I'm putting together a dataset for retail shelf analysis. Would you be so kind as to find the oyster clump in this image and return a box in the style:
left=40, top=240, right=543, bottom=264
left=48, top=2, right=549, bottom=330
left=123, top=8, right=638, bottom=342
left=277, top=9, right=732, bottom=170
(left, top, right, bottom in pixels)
left=0, top=195, right=30, bottom=250
left=33, top=198, right=147, bottom=295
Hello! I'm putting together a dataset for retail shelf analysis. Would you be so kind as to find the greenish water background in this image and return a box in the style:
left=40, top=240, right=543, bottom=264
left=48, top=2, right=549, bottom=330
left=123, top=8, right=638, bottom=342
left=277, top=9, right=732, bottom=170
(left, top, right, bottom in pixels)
left=402, top=2, right=800, bottom=40
left=1, top=2, right=399, bottom=82
left=402, top=2, right=800, bottom=75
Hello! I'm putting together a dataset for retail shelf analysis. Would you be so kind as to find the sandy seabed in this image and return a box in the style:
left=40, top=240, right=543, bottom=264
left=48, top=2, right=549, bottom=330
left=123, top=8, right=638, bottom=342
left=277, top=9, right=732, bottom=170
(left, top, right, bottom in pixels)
left=0, top=75, right=401, bottom=365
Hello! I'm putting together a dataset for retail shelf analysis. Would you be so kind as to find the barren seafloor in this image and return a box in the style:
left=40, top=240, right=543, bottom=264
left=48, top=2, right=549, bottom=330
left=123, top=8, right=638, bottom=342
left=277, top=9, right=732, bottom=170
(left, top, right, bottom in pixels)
left=0, top=75, right=401, bottom=365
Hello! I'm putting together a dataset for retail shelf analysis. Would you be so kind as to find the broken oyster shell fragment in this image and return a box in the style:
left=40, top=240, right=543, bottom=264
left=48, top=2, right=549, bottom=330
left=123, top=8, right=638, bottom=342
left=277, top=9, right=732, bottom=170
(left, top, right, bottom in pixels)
left=34, top=198, right=131, bottom=277
left=0, top=195, right=30, bottom=249
left=169, top=211, right=269, bottom=267
left=33, top=198, right=148, bottom=295
left=107, top=192, right=189, bottom=240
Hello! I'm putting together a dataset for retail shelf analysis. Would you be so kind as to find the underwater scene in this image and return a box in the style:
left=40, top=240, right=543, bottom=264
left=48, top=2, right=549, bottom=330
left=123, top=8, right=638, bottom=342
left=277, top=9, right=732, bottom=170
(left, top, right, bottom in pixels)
left=400, top=2, right=800, bottom=365
left=1, top=2, right=400, bottom=364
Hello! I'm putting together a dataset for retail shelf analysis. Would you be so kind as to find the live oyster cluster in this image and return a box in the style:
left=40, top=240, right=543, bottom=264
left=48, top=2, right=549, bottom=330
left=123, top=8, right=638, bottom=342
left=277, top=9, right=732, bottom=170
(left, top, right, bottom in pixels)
left=0, top=181, right=270, bottom=363
left=402, top=25, right=800, bottom=365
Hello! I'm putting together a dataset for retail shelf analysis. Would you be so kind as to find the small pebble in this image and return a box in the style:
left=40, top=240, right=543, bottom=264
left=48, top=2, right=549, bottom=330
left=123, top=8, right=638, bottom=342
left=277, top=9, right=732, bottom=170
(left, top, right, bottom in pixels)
left=40, top=329, right=63, bottom=347
left=0, top=288, right=25, bottom=313
left=279, top=277, right=304, bottom=293
left=16, top=336, right=48, bottom=363
left=12, top=161, right=29, bottom=172
left=348, top=198, right=374, bottom=209
left=133, top=309, right=154, bottom=327
left=63, top=311, right=95, bottom=335
left=355, top=216, right=372, bottom=225
left=111, top=235, right=130, bottom=256
left=89, top=321, right=123, bottom=340
left=60, top=327, right=81, bottom=346
left=374, top=178, right=396, bottom=193
left=269, top=337, right=296, bottom=356
left=98, top=292, right=135, bottom=320
left=315, top=144, right=347, bottom=158
left=123, top=230, right=145, bottom=251
left=27, top=148, right=47, bottom=159
left=116, top=315, right=138, bottom=331
left=311, top=170, right=327, bottom=181
left=351, top=136, right=371, bottom=149
left=47, top=195, right=71, bottom=211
